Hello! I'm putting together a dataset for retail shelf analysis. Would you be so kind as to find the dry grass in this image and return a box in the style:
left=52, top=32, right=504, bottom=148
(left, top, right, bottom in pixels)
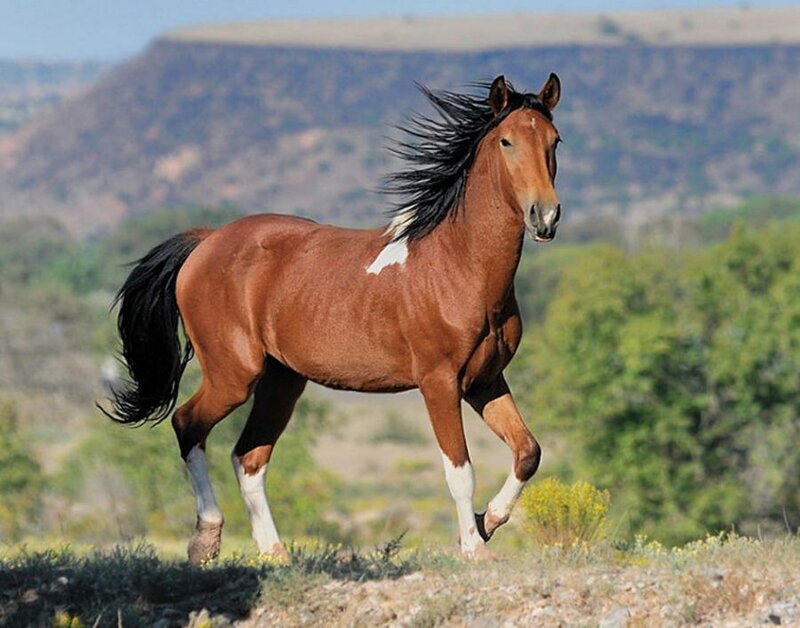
left=245, top=533, right=800, bottom=627
left=5, top=532, right=797, bottom=627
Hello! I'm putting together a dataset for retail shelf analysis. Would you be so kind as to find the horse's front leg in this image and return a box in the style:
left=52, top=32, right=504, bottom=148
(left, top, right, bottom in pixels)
left=466, top=375, right=541, bottom=542
left=420, top=370, right=491, bottom=558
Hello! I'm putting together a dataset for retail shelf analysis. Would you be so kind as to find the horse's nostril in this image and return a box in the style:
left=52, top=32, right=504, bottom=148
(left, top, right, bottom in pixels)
left=554, top=204, right=562, bottom=223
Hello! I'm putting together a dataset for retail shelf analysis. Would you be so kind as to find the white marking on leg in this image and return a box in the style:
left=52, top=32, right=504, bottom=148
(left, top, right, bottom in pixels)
left=440, top=451, right=482, bottom=553
left=366, top=238, right=408, bottom=274
left=186, top=446, right=223, bottom=524
left=232, top=453, right=282, bottom=554
left=487, top=466, right=526, bottom=521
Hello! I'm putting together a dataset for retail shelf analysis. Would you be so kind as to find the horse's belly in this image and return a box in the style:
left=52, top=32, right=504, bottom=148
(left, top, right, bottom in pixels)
left=265, top=322, right=416, bottom=393
left=285, top=353, right=416, bottom=393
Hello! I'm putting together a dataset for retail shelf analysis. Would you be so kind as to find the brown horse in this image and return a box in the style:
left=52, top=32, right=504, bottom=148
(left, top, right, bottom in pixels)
left=106, top=74, right=562, bottom=564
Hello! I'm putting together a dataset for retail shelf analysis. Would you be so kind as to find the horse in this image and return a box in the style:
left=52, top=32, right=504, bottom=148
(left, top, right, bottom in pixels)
left=105, top=73, right=562, bottom=564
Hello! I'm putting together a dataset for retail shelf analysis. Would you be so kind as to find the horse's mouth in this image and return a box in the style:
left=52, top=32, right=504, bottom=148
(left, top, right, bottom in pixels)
left=533, top=233, right=555, bottom=243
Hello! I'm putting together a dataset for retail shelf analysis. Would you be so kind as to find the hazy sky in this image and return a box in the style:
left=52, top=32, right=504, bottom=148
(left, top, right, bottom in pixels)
left=1, top=0, right=797, bottom=61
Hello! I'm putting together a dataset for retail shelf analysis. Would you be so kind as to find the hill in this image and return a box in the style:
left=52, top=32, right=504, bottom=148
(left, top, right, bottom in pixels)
left=0, top=59, right=104, bottom=137
left=0, top=9, right=799, bottom=234
left=169, top=7, right=800, bottom=49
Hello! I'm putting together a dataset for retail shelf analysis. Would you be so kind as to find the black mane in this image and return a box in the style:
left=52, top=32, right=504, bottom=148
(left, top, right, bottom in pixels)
left=384, top=81, right=552, bottom=242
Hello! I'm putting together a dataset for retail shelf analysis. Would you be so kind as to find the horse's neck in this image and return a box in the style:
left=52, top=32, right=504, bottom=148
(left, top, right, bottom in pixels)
left=422, top=157, right=525, bottom=310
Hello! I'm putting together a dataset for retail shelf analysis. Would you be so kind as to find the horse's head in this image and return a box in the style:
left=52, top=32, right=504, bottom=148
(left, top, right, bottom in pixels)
left=489, top=74, right=562, bottom=243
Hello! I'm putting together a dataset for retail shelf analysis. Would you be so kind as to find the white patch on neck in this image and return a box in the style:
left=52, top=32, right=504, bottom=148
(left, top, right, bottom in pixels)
left=366, top=238, right=408, bottom=274
left=186, top=446, right=223, bottom=524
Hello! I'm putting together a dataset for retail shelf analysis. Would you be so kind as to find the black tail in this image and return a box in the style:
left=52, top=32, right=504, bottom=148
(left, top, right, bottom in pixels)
left=103, top=230, right=207, bottom=425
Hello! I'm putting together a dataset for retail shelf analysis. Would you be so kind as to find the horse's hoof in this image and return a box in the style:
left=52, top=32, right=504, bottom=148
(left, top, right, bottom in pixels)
left=475, top=512, right=492, bottom=542
left=476, top=510, right=509, bottom=542
left=188, top=518, right=223, bottom=566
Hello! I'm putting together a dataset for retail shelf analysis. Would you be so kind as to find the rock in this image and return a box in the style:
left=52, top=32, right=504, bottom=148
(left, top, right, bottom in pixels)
left=21, top=589, right=38, bottom=603
left=702, top=567, right=725, bottom=583
left=600, top=606, right=631, bottom=628
left=770, top=602, right=797, bottom=618
left=659, top=605, right=675, bottom=618
left=187, top=609, right=211, bottom=627
left=530, top=607, right=557, bottom=619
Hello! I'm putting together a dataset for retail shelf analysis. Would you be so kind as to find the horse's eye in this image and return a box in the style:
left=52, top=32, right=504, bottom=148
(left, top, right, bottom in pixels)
left=500, top=138, right=512, bottom=148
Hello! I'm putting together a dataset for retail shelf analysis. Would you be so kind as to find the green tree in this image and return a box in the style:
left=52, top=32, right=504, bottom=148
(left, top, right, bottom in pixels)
left=511, top=222, right=800, bottom=543
left=60, top=390, right=341, bottom=543
left=0, top=402, right=43, bottom=540
left=0, top=215, right=75, bottom=285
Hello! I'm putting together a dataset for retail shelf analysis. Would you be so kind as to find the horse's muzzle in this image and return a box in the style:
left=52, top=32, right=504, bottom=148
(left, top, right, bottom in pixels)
left=528, top=203, right=561, bottom=242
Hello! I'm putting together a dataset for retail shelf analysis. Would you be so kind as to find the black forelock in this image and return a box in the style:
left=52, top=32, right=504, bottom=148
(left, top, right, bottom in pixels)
left=383, top=80, right=551, bottom=241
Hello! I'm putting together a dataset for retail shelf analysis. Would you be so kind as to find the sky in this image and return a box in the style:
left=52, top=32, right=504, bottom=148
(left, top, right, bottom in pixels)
left=0, top=0, right=797, bottom=61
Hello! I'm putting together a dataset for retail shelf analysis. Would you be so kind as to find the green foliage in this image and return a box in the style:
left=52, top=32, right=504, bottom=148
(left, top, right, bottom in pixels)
left=511, top=220, right=800, bottom=543
left=370, top=410, right=426, bottom=445
left=0, top=402, right=44, bottom=540
left=0, top=206, right=244, bottom=295
left=699, top=197, right=800, bottom=241
left=517, top=477, right=610, bottom=548
left=97, top=206, right=244, bottom=265
left=60, top=394, right=342, bottom=543
left=0, top=215, right=76, bottom=285
left=515, top=243, right=610, bottom=323
left=6, top=196, right=800, bottom=550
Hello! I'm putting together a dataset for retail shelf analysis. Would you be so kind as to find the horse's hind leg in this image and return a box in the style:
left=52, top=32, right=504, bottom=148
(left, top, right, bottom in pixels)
left=173, top=368, right=260, bottom=565
left=465, top=375, right=541, bottom=541
left=232, top=357, right=307, bottom=558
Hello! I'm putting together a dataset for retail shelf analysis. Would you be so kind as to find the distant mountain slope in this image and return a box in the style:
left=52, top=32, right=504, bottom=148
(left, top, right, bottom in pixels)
left=0, top=60, right=105, bottom=137
left=168, top=7, right=800, bottom=49
left=1, top=12, right=799, bottom=234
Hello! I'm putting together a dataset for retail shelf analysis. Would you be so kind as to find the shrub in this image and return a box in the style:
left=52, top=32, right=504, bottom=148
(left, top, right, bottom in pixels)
left=370, top=411, right=426, bottom=445
left=517, top=477, right=610, bottom=548
left=0, top=402, right=44, bottom=540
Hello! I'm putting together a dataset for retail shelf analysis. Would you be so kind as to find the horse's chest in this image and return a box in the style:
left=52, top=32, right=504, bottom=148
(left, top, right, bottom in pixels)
left=462, top=313, right=522, bottom=390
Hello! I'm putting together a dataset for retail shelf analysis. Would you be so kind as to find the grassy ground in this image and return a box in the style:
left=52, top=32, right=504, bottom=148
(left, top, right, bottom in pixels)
left=2, top=534, right=799, bottom=627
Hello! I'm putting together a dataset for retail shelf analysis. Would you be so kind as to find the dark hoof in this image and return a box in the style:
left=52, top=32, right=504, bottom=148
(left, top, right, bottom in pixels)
left=475, top=512, right=493, bottom=543
left=475, top=510, right=509, bottom=542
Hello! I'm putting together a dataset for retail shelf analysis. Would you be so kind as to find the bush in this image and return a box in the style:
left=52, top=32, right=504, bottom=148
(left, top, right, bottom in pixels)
left=370, top=411, right=426, bottom=445
left=511, top=221, right=800, bottom=543
left=59, top=392, right=343, bottom=543
left=0, top=402, right=44, bottom=540
left=517, top=477, right=610, bottom=548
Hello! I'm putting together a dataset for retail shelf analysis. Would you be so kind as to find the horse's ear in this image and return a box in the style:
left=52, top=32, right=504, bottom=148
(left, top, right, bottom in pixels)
left=488, top=75, right=508, bottom=116
left=539, top=73, right=561, bottom=111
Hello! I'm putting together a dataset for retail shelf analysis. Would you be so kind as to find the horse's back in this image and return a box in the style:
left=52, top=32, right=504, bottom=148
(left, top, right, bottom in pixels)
left=175, top=213, right=412, bottom=388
